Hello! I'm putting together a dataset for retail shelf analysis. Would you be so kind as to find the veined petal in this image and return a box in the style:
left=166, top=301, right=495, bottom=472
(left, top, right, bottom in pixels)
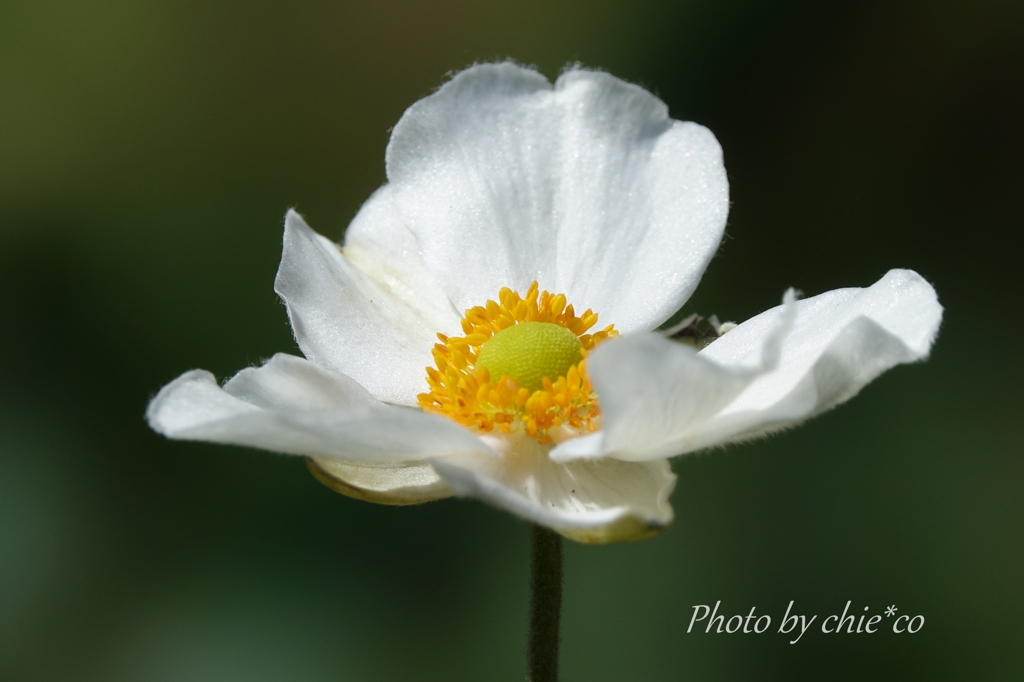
left=430, top=434, right=676, bottom=544
left=146, top=353, right=493, bottom=462
left=555, top=269, right=941, bottom=462
left=386, top=62, right=728, bottom=334
left=274, top=188, right=461, bottom=405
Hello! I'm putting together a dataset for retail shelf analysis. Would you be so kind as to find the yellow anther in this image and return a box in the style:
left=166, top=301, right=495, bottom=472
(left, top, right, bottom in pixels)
left=416, top=281, right=618, bottom=443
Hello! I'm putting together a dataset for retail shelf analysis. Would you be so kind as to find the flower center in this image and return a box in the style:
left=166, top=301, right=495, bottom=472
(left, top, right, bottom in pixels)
left=476, top=321, right=583, bottom=393
left=417, top=282, right=617, bottom=443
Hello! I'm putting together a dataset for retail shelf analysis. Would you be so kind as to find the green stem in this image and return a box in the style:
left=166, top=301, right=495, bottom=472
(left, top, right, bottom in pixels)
left=528, top=524, right=563, bottom=682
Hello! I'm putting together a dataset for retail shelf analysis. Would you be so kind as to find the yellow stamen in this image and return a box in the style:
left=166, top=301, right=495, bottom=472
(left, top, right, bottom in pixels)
left=417, top=282, right=617, bottom=444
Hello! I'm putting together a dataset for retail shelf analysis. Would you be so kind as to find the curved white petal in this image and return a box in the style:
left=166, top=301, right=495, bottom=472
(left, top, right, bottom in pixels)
left=698, top=268, right=942, bottom=440
left=274, top=188, right=461, bottom=405
left=552, top=290, right=797, bottom=462
left=221, top=351, right=379, bottom=410
left=556, top=336, right=767, bottom=463
left=385, top=62, right=729, bottom=333
left=555, top=269, right=941, bottom=462
left=306, top=457, right=452, bottom=506
left=430, top=434, right=676, bottom=544
left=146, top=354, right=493, bottom=462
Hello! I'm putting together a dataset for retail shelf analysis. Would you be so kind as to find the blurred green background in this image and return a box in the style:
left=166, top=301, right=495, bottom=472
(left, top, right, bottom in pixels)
left=1, top=0, right=1021, bottom=680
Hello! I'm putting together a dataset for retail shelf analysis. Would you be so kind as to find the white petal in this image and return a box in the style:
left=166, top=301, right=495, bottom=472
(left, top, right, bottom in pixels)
left=430, top=434, right=675, bottom=544
left=306, top=457, right=452, bottom=506
left=146, top=354, right=493, bottom=462
left=385, top=62, right=728, bottom=333
left=697, top=268, right=942, bottom=440
left=552, top=290, right=796, bottom=462
left=559, top=334, right=766, bottom=462
left=274, top=188, right=461, bottom=405
left=555, top=269, right=941, bottom=461
left=221, top=351, right=379, bottom=410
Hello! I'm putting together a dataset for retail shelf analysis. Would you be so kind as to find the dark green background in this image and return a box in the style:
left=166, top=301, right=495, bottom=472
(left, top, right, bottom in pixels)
left=1, top=0, right=1021, bottom=680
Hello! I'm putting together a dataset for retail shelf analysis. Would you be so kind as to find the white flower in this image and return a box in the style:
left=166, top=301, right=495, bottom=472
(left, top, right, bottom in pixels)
left=147, top=62, right=942, bottom=544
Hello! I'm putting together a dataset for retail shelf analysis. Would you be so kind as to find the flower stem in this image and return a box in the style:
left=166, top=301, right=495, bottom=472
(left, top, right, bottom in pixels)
left=528, top=524, right=563, bottom=682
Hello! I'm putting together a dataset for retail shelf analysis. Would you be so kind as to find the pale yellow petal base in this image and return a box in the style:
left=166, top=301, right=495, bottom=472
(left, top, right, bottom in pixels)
left=306, top=457, right=453, bottom=506
left=558, top=516, right=671, bottom=545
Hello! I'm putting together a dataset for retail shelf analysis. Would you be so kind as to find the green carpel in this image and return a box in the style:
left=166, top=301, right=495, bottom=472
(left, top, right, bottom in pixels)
left=476, top=322, right=583, bottom=392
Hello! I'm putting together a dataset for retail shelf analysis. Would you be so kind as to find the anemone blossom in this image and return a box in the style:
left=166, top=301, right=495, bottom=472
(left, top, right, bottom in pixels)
left=147, top=62, right=942, bottom=544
